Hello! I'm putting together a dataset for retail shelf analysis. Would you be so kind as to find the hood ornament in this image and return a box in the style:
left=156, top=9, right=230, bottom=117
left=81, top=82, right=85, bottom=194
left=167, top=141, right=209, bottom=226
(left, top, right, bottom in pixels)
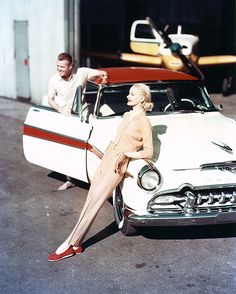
left=211, top=141, right=233, bottom=154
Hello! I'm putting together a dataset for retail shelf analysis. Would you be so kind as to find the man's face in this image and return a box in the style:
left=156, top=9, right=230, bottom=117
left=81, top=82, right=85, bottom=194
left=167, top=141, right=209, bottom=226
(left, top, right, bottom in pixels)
left=57, top=60, right=72, bottom=79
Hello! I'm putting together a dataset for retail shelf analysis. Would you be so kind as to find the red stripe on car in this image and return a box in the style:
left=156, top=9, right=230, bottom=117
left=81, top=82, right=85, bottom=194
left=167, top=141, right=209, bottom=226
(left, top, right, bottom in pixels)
left=23, top=124, right=103, bottom=159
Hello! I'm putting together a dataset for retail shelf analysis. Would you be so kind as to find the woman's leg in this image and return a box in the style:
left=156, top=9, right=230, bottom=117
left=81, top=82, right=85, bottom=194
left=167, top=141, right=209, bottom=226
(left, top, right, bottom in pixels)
left=55, top=169, right=122, bottom=254
left=66, top=170, right=122, bottom=246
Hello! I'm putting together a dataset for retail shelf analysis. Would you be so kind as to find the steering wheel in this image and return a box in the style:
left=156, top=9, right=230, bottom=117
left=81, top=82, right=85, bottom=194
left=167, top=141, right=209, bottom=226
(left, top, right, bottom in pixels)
left=180, top=98, right=196, bottom=108
left=164, top=103, right=172, bottom=112
left=164, top=99, right=196, bottom=112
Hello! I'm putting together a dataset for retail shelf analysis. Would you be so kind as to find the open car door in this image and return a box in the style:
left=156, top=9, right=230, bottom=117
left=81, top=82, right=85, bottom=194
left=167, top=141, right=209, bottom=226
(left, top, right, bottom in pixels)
left=23, top=87, right=92, bottom=183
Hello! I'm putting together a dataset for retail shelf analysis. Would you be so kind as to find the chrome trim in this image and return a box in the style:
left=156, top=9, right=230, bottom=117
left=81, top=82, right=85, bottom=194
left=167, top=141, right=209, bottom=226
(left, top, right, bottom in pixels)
left=148, top=184, right=236, bottom=217
left=200, top=160, right=236, bottom=173
left=172, top=160, right=236, bottom=171
left=211, top=141, right=233, bottom=154
left=125, top=209, right=236, bottom=227
left=183, top=191, right=196, bottom=215
left=154, top=183, right=236, bottom=197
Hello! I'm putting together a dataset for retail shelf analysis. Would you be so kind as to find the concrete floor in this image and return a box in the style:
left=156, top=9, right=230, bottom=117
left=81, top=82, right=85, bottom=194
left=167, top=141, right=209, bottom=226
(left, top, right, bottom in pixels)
left=1, top=94, right=236, bottom=294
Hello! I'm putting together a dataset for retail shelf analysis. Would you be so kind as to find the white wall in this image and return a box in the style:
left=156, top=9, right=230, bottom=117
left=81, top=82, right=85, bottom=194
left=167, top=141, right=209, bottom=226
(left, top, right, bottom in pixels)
left=0, top=0, right=65, bottom=104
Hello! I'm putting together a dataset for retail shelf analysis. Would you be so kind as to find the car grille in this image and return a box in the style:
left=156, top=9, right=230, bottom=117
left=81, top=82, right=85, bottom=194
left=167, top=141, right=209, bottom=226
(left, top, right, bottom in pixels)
left=148, top=186, right=236, bottom=216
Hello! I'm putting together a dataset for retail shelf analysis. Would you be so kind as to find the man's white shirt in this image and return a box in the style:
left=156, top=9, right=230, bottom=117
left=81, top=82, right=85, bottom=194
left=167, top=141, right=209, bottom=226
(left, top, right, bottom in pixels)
left=48, top=67, right=96, bottom=109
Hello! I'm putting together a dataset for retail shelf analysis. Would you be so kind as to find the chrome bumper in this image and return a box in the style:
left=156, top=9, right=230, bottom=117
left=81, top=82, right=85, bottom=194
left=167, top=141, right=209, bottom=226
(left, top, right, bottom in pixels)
left=125, top=210, right=236, bottom=226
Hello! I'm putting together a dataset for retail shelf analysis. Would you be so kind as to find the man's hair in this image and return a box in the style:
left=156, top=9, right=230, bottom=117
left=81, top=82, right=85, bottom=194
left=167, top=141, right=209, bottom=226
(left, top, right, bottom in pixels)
left=57, top=52, right=73, bottom=64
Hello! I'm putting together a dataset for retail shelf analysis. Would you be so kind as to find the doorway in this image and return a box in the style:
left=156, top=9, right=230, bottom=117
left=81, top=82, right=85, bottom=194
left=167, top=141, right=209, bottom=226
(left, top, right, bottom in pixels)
left=14, top=20, right=30, bottom=100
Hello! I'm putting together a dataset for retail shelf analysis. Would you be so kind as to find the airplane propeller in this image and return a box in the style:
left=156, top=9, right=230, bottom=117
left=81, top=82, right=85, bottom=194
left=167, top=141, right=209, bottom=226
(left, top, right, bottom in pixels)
left=146, top=17, right=205, bottom=81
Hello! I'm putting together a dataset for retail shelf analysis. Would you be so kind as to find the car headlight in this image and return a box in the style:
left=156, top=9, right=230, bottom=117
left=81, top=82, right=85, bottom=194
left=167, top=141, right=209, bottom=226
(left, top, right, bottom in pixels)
left=137, top=164, right=161, bottom=191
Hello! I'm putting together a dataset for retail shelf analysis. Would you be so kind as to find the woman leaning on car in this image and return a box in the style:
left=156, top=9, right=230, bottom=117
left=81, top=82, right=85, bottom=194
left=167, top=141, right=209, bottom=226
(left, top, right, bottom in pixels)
left=48, top=83, right=154, bottom=261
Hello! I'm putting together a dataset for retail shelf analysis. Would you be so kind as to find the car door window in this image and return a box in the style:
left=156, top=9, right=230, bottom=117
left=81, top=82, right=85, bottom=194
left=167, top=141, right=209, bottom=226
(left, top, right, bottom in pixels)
left=72, top=82, right=98, bottom=122
left=98, top=86, right=130, bottom=118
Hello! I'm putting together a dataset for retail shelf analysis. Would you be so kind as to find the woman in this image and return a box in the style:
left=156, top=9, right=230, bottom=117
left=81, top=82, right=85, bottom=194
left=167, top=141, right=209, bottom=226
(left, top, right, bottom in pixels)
left=48, top=83, right=154, bottom=261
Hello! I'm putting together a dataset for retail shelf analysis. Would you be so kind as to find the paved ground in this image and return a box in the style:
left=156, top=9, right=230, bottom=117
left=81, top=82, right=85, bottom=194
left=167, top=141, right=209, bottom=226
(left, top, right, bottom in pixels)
left=0, top=94, right=236, bottom=294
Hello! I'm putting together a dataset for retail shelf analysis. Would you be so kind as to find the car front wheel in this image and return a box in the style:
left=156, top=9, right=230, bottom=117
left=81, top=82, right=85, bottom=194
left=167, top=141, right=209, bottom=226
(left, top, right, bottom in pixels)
left=113, top=186, right=138, bottom=236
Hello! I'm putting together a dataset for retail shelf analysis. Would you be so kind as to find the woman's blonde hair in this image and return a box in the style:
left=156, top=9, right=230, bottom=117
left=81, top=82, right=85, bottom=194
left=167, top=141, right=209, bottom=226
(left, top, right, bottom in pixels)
left=131, top=83, right=153, bottom=111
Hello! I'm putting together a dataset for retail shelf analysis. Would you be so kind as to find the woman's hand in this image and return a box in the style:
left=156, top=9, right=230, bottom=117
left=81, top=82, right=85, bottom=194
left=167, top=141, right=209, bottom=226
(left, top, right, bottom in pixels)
left=114, top=152, right=127, bottom=174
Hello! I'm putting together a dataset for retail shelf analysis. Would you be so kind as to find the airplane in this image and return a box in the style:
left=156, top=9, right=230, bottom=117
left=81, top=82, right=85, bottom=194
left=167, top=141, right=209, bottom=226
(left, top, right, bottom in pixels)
left=82, top=17, right=236, bottom=95
left=121, top=18, right=236, bottom=70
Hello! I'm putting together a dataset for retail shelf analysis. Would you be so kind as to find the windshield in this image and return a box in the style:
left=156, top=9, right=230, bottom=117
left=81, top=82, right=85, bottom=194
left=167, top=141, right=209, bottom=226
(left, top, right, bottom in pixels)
left=97, top=81, right=216, bottom=118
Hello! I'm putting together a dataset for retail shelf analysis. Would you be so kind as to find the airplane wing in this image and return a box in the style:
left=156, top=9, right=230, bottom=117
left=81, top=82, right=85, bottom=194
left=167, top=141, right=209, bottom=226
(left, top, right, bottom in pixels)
left=197, top=55, right=236, bottom=66
left=82, top=51, right=162, bottom=66
left=120, top=52, right=162, bottom=65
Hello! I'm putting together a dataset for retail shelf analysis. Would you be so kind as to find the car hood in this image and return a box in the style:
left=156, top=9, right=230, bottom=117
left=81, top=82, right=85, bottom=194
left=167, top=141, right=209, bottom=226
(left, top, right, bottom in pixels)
left=149, top=112, right=236, bottom=170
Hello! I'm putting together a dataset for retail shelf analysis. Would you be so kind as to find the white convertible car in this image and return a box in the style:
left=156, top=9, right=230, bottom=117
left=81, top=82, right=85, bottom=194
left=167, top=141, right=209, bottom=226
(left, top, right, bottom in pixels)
left=23, top=67, right=236, bottom=235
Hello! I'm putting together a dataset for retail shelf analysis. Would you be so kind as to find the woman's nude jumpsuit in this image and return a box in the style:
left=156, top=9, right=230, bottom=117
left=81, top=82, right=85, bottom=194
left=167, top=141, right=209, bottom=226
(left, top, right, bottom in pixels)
left=67, top=111, right=153, bottom=246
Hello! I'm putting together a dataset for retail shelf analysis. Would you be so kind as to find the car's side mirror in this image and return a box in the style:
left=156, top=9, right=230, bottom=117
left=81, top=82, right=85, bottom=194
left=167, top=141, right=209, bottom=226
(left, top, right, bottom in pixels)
left=216, top=104, right=223, bottom=111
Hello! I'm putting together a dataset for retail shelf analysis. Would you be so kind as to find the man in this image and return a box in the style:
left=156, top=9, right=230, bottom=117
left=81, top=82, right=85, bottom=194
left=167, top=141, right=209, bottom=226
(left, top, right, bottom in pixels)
left=48, top=52, right=108, bottom=190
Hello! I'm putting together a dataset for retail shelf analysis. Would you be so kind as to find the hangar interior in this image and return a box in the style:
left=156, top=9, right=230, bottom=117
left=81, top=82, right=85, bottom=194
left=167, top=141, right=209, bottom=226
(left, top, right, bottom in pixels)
left=1, top=0, right=235, bottom=103
left=79, top=0, right=236, bottom=93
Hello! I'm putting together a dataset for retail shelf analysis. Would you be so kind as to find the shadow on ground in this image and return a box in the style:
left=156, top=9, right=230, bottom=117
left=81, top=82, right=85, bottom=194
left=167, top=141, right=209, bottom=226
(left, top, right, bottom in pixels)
left=138, top=223, right=236, bottom=240
left=48, top=171, right=90, bottom=190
